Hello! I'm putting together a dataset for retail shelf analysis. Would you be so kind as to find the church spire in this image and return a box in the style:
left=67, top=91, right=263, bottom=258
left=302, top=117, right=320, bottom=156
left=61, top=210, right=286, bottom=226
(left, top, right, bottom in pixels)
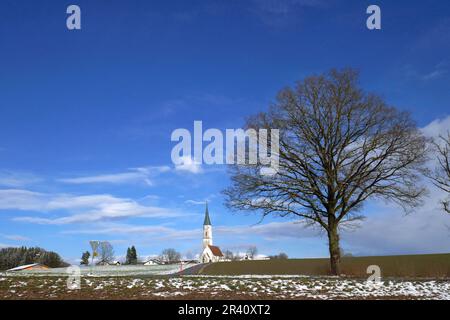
left=203, top=202, right=211, bottom=225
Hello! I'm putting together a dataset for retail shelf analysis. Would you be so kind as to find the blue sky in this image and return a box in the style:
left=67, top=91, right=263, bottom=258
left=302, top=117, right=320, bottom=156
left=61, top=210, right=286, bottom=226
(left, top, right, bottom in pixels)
left=1, top=0, right=450, bottom=262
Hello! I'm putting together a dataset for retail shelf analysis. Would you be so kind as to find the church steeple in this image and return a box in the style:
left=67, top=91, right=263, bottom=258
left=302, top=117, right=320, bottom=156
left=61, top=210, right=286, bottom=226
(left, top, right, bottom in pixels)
left=202, top=202, right=213, bottom=249
left=203, top=202, right=211, bottom=226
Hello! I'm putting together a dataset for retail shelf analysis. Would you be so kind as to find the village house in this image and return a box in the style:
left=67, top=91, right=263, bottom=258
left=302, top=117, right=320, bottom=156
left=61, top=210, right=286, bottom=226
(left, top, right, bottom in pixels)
left=143, top=258, right=163, bottom=266
left=6, top=263, right=49, bottom=272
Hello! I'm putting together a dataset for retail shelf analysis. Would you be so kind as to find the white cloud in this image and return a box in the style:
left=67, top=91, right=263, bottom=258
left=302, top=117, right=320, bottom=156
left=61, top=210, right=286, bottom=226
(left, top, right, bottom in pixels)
left=403, top=61, right=449, bottom=82
left=0, top=234, right=30, bottom=241
left=63, top=224, right=173, bottom=235
left=175, top=156, right=203, bottom=174
left=421, top=115, right=450, bottom=138
left=63, top=220, right=316, bottom=243
left=215, top=207, right=449, bottom=256
left=0, top=171, right=42, bottom=187
left=422, top=69, right=446, bottom=81
left=216, top=221, right=318, bottom=239
left=46, top=194, right=124, bottom=210
left=141, top=194, right=160, bottom=201
left=2, top=116, right=450, bottom=256
left=185, top=200, right=207, bottom=205
left=422, top=61, right=448, bottom=81
left=0, top=189, right=48, bottom=210
left=14, top=203, right=179, bottom=225
left=0, top=189, right=182, bottom=225
left=341, top=187, right=450, bottom=256
left=63, top=223, right=202, bottom=243
left=185, top=194, right=216, bottom=205
left=58, top=166, right=170, bottom=185
left=60, top=195, right=450, bottom=256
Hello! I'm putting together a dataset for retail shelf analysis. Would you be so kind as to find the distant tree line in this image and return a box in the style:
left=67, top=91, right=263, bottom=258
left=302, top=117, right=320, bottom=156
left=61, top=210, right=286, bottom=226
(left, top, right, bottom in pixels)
left=0, top=246, right=68, bottom=271
left=223, top=246, right=275, bottom=260
left=81, top=244, right=140, bottom=266
left=268, top=253, right=289, bottom=260
left=81, top=245, right=183, bottom=266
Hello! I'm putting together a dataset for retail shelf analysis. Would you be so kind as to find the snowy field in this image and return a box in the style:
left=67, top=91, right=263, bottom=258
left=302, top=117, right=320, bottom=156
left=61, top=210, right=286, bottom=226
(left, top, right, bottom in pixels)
left=0, top=273, right=449, bottom=300
left=1, top=263, right=197, bottom=277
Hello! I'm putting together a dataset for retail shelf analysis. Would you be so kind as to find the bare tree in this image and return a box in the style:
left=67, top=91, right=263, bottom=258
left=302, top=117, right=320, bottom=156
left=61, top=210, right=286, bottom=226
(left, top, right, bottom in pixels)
left=269, top=252, right=289, bottom=260
left=224, top=69, right=428, bottom=275
left=427, top=132, right=450, bottom=213
left=89, top=240, right=100, bottom=265
left=232, top=251, right=241, bottom=261
left=160, top=248, right=181, bottom=264
left=277, top=253, right=288, bottom=260
left=247, top=246, right=258, bottom=259
left=99, top=241, right=114, bottom=263
left=223, top=250, right=234, bottom=261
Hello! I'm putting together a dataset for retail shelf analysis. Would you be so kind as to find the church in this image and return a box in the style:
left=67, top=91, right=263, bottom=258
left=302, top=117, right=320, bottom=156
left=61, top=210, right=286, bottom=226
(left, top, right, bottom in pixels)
left=200, top=203, right=224, bottom=263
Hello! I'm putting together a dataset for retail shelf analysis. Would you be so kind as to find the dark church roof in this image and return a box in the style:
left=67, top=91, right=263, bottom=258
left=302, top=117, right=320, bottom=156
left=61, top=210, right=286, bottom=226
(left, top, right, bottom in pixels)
left=203, top=202, right=211, bottom=225
left=208, top=245, right=223, bottom=257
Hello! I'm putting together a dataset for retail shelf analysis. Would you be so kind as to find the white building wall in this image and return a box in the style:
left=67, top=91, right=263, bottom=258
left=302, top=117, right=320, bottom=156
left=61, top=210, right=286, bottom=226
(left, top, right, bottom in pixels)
left=203, top=224, right=212, bottom=248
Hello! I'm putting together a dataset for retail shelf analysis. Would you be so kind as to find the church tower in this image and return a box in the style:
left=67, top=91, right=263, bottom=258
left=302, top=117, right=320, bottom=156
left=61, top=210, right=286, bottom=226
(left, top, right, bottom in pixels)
left=200, top=202, right=224, bottom=263
left=202, top=202, right=213, bottom=249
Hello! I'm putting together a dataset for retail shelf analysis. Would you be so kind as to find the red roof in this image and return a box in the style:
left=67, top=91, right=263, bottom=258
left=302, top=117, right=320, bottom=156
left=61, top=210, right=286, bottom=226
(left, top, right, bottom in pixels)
left=208, top=245, right=224, bottom=257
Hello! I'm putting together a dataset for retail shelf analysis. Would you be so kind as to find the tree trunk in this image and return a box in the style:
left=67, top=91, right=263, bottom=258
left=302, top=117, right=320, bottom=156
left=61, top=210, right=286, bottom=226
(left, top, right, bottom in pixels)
left=328, top=225, right=341, bottom=276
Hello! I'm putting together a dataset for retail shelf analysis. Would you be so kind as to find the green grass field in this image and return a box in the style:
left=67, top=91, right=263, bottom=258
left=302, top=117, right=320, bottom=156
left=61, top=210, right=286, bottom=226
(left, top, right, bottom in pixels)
left=200, top=253, right=450, bottom=278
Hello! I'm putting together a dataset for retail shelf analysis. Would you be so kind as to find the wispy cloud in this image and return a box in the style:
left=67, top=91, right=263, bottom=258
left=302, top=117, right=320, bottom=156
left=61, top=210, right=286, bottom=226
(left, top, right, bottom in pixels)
left=175, top=156, right=203, bottom=174
left=215, top=221, right=318, bottom=240
left=0, top=189, right=48, bottom=211
left=422, top=61, right=448, bottom=81
left=185, top=200, right=207, bottom=205
left=0, top=170, right=42, bottom=188
left=63, top=223, right=202, bottom=242
left=63, top=224, right=173, bottom=235
left=0, top=233, right=30, bottom=241
left=404, top=61, right=449, bottom=82
left=59, top=190, right=450, bottom=256
left=58, top=166, right=170, bottom=185
left=0, top=189, right=183, bottom=225
left=341, top=188, right=450, bottom=256
left=63, top=220, right=316, bottom=242
left=421, top=115, right=450, bottom=138
left=250, top=0, right=327, bottom=27
left=422, top=69, right=447, bottom=81
left=185, top=194, right=216, bottom=205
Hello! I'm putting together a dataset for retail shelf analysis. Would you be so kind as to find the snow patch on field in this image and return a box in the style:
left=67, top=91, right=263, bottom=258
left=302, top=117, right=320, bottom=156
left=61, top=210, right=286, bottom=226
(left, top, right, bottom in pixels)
left=3, top=264, right=195, bottom=277
left=1, top=274, right=449, bottom=300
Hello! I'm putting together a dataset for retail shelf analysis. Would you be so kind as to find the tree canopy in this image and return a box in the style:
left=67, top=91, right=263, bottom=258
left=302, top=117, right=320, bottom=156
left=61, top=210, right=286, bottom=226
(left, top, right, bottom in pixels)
left=224, top=69, right=428, bottom=274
